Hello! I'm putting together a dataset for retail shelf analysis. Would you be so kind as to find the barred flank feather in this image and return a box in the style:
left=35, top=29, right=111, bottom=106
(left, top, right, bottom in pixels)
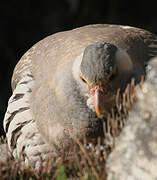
left=3, top=75, right=54, bottom=169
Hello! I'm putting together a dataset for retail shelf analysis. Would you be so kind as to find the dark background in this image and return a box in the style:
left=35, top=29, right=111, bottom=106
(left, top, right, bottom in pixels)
left=0, top=0, right=157, bottom=136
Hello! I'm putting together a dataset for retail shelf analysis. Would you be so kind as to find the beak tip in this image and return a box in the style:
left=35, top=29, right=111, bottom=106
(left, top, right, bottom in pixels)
left=96, top=108, right=101, bottom=117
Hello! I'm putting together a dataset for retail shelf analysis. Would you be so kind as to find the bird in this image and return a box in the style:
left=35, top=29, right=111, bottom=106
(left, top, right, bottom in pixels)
left=3, top=24, right=157, bottom=168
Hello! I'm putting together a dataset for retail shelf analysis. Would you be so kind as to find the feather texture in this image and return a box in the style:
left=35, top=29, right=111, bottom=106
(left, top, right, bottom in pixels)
left=3, top=24, right=157, bottom=168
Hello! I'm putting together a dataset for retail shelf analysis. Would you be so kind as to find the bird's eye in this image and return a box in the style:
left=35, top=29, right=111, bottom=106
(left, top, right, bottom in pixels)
left=108, top=73, right=116, bottom=81
left=107, top=67, right=118, bottom=82
left=80, top=76, right=87, bottom=83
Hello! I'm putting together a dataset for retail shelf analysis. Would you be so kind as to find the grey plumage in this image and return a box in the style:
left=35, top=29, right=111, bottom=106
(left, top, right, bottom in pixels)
left=3, top=24, right=157, bottom=168
left=80, top=42, right=117, bottom=83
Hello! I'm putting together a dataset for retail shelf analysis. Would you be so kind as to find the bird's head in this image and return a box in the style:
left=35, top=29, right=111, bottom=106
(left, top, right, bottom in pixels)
left=73, top=42, right=133, bottom=117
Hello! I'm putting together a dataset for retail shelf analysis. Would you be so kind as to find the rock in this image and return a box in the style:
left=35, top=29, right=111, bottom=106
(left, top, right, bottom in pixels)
left=106, top=57, right=157, bottom=180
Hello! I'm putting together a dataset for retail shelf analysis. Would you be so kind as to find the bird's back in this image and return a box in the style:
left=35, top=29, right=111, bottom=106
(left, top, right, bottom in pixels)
left=12, top=24, right=157, bottom=90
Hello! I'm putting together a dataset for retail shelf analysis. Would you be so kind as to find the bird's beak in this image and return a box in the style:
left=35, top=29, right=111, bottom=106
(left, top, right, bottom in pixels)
left=90, top=86, right=107, bottom=116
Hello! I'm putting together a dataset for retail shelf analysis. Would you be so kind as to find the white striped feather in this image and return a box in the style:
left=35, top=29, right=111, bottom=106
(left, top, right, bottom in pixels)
left=3, top=75, right=55, bottom=169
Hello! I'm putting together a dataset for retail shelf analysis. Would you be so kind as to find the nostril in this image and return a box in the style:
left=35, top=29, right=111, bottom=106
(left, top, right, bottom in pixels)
left=90, top=85, right=107, bottom=95
left=90, top=85, right=99, bottom=95
left=90, top=88, right=95, bottom=95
